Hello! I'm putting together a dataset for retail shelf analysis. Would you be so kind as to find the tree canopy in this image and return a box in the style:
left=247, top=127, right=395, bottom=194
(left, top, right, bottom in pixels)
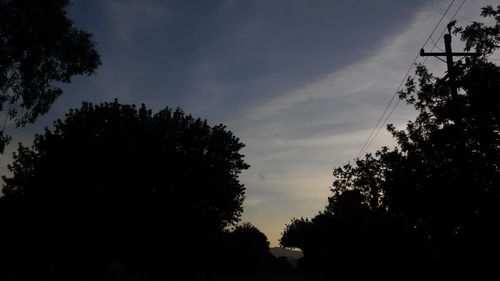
left=0, top=0, right=101, bottom=152
left=0, top=100, right=249, bottom=278
left=281, top=5, right=500, bottom=280
left=212, top=223, right=276, bottom=275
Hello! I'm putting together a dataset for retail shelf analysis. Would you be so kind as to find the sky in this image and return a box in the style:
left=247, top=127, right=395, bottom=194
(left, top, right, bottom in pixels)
left=1, top=0, right=498, bottom=246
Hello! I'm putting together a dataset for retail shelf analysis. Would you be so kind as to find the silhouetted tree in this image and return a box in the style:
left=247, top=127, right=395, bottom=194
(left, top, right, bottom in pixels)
left=0, top=100, right=249, bottom=280
left=282, top=5, right=500, bottom=280
left=214, top=223, right=275, bottom=275
left=456, top=5, right=500, bottom=56
left=0, top=0, right=101, bottom=152
left=281, top=191, right=420, bottom=281
left=280, top=217, right=312, bottom=253
left=230, top=223, right=271, bottom=254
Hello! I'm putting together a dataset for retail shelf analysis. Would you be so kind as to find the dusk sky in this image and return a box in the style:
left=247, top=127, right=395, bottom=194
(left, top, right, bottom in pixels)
left=1, top=0, right=497, bottom=246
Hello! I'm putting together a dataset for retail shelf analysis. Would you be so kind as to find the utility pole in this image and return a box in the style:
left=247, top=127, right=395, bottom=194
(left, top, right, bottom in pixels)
left=420, top=21, right=481, bottom=97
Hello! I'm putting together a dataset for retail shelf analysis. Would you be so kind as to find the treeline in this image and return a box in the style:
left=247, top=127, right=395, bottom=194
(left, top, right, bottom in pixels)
left=280, top=5, right=500, bottom=281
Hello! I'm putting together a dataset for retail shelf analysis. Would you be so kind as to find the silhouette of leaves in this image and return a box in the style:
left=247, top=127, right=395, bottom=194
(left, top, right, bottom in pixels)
left=0, top=100, right=249, bottom=279
left=0, top=0, right=101, bottom=152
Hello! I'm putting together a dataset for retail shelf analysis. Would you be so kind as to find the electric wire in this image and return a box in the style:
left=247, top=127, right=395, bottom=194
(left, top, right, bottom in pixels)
left=356, top=0, right=457, bottom=158
left=361, top=0, right=468, bottom=156
left=430, top=36, right=445, bottom=52
left=424, top=0, right=467, bottom=64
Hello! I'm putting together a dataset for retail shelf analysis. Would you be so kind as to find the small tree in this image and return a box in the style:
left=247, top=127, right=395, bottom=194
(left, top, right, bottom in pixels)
left=0, top=100, right=249, bottom=278
left=0, top=0, right=101, bottom=152
left=211, top=223, right=276, bottom=275
left=231, top=223, right=271, bottom=252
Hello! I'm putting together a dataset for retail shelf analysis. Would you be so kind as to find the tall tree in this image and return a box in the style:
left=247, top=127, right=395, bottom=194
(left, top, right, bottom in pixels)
left=0, top=0, right=101, bottom=152
left=282, top=5, right=500, bottom=280
left=0, top=100, right=249, bottom=279
left=332, top=5, right=500, bottom=279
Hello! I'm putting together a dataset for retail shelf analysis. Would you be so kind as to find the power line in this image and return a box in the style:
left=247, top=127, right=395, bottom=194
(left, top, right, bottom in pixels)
left=356, top=0, right=457, bottom=159
left=424, top=0, right=467, bottom=64
left=362, top=0, right=468, bottom=156
left=430, top=36, right=445, bottom=52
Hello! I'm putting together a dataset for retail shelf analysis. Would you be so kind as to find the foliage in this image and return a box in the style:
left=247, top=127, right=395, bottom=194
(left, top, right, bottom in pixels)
left=0, top=100, right=249, bottom=278
left=0, top=0, right=101, bottom=152
left=280, top=217, right=312, bottom=251
left=281, top=191, right=421, bottom=281
left=230, top=223, right=271, bottom=252
left=213, top=223, right=276, bottom=275
left=281, top=5, right=500, bottom=280
left=456, top=5, right=500, bottom=55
